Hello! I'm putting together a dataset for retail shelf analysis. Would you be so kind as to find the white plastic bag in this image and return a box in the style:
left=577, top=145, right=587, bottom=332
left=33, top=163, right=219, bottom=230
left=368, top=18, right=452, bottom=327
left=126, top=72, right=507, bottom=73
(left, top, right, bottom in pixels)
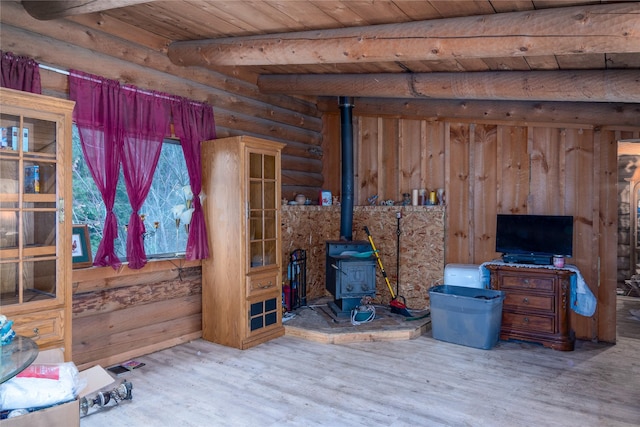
left=0, top=362, right=81, bottom=410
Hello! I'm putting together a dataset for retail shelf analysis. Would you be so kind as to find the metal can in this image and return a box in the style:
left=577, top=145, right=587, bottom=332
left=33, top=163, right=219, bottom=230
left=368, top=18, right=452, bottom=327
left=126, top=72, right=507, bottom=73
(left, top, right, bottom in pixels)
left=429, top=191, right=437, bottom=205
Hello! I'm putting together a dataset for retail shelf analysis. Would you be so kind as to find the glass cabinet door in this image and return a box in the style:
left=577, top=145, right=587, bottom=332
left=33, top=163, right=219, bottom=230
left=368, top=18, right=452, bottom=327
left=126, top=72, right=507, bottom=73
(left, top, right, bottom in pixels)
left=1, top=112, right=60, bottom=307
left=248, top=151, right=278, bottom=269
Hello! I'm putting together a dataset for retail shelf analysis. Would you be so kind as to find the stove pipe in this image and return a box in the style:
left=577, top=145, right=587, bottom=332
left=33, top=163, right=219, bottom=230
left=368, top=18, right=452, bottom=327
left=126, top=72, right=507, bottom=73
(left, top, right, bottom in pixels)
left=339, top=96, right=354, bottom=241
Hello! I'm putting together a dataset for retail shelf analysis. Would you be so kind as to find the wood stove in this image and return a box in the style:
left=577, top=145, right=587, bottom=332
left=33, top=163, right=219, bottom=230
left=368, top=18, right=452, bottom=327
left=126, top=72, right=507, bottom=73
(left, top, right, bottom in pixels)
left=324, top=97, right=377, bottom=316
left=325, top=240, right=377, bottom=316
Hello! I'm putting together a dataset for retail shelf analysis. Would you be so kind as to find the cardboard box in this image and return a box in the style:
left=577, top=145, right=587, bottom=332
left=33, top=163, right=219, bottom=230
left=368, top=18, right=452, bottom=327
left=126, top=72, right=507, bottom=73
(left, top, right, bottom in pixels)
left=1, top=349, right=115, bottom=427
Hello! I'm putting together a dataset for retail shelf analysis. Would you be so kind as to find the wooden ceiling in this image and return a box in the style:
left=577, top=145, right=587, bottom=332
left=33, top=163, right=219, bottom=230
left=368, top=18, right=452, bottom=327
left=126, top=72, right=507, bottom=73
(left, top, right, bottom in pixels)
left=19, top=0, right=640, bottom=102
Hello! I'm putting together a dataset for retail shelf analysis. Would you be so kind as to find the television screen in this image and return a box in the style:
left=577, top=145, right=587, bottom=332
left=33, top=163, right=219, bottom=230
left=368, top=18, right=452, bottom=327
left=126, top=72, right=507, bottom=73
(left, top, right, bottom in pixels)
left=495, top=214, right=574, bottom=257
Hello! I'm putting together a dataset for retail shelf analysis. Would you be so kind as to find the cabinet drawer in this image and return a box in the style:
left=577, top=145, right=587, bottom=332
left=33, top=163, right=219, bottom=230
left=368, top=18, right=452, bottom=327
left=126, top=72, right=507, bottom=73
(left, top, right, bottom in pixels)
left=502, top=311, right=555, bottom=334
left=500, top=275, right=555, bottom=292
left=247, top=271, right=279, bottom=297
left=503, top=292, right=555, bottom=312
left=10, top=309, right=65, bottom=348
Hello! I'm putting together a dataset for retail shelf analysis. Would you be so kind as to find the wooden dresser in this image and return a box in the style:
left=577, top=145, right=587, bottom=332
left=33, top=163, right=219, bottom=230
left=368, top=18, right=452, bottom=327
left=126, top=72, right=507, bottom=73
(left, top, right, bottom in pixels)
left=487, top=264, right=575, bottom=351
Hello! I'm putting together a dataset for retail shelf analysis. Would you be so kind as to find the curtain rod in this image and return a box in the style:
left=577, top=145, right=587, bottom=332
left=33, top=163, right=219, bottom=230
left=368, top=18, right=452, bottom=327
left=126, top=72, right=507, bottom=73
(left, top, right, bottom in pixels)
left=39, top=63, right=209, bottom=107
left=39, top=63, right=69, bottom=75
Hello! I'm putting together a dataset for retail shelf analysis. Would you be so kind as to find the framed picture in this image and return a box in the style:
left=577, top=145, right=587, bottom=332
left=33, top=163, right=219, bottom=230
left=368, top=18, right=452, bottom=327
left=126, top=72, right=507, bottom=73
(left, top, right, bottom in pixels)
left=72, top=224, right=92, bottom=268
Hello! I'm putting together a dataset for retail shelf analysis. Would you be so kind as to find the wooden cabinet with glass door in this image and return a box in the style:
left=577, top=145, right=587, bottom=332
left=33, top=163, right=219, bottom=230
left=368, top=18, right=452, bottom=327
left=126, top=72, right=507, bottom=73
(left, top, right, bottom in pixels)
left=0, top=88, right=74, bottom=361
left=201, top=135, right=285, bottom=349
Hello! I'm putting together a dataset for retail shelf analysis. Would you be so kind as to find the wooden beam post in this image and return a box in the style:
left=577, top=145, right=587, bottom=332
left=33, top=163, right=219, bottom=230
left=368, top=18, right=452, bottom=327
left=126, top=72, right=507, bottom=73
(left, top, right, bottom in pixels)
left=168, top=3, right=639, bottom=67
left=258, top=70, right=640, bottom=103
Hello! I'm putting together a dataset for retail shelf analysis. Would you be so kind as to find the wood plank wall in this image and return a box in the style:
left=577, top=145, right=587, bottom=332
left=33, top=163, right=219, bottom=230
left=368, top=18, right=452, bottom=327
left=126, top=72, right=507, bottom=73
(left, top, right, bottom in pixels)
left=321, top=109, right=640, bottom=344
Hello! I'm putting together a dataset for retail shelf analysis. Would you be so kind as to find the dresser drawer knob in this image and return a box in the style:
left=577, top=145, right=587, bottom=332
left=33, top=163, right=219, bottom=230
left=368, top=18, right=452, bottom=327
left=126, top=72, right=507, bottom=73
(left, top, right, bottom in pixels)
left=523, top=297, right=529, bottom=304
left=523, top=317, right=529, bottom=324
left=523, top=279, right=529, bottom=286
left=28, top=328, right=40, bottom=340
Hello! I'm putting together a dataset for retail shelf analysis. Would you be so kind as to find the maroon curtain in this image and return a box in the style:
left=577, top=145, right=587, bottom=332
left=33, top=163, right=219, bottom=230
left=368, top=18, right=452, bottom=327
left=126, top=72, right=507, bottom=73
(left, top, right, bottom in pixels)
left=120, top=88, right=171, bottom=269
left=71, top=70, right=214, bottom=267
left=0, top=51, right=42, bottom=94
left=69, top=70, right=123, bottom=269
left=171, top=98, right=216, bottom=260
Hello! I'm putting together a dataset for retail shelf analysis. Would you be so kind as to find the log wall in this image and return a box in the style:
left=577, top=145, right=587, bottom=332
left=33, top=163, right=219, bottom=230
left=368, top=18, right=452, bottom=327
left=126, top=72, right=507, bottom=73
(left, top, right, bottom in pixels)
left=320, top=107, right=640, bottom=344
left=71, top=260, right=203, bottom=370
left=0, top=1, right=323, bottom=200
left=0, top=2, right=324, bottom=368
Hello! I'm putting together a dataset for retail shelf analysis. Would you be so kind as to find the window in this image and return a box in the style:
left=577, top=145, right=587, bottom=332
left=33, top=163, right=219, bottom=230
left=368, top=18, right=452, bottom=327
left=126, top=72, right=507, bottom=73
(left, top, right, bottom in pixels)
left=71, top=125, right=192, bottom=260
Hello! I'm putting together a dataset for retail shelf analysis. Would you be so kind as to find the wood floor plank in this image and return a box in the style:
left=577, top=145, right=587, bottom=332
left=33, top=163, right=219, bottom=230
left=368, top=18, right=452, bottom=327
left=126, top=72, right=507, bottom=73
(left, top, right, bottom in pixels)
left=78, top=297, right=640, bottom=427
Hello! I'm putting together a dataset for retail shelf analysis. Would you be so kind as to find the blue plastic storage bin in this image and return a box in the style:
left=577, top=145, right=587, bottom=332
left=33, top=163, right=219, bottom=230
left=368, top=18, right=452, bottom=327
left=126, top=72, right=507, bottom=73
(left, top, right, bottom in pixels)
left=429, top=285, right=505, bottom=350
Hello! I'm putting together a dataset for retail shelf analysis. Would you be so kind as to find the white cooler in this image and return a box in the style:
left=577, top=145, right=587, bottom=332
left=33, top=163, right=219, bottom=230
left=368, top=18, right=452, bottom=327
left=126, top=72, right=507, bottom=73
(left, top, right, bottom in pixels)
left=443, top=264, right=484, bottom=288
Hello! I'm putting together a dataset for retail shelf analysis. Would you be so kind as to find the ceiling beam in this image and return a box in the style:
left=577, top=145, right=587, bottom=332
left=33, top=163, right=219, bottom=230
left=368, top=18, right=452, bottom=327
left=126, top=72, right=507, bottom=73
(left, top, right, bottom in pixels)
left=257, top=71, right=640, bottom=103
left=21, top=0, right=154, bottom=20
left=317, top=97, right=640, bottom=128
left=167, top=3, right=638, bottom=67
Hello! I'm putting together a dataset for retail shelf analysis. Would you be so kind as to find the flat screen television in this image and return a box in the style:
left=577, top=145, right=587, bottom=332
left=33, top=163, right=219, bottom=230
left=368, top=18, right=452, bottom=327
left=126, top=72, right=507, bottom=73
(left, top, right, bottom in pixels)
left=495, top=214, right=574, bottom=261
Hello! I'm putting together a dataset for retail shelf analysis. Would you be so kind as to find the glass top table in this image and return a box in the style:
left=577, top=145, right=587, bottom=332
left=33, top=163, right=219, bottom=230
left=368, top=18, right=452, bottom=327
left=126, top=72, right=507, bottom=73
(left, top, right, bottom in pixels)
left=0, top=336, right=39, bottom=383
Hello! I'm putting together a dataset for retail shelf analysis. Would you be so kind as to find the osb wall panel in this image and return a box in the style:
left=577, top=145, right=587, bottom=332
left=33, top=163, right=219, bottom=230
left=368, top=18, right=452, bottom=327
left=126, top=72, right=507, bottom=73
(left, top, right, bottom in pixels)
left=281, top=205, right=445, bottom=310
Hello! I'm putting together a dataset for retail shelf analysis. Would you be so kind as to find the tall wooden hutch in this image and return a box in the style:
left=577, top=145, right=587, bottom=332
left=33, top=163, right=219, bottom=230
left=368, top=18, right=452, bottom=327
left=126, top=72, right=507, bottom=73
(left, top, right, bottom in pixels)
left=201, top=135, right=285, bottom=349
left=0, top=88, right=75, bottom=360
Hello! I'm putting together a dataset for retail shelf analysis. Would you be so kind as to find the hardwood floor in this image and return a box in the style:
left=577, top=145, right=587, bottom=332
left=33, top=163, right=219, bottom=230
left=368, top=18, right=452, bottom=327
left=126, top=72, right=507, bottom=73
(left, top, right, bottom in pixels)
left=80, top=297, right=640, bottom=427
